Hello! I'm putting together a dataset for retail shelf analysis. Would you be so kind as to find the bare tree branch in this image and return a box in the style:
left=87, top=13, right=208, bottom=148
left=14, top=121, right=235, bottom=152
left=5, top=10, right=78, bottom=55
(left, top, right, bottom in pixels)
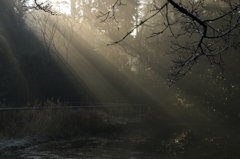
left=96, top=0, right=126, bottom=23
left=99, top=0, right=240, bottom=84
left=22, top=0, right=240, bottom=85
left=26, top=0, right=57, bottom=15
left=107, top=2, right=169, bottom=45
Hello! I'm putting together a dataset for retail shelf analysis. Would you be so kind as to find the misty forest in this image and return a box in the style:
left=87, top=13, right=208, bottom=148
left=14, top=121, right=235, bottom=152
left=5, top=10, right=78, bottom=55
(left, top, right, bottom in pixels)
left=0, top=0, right=240, bottom=158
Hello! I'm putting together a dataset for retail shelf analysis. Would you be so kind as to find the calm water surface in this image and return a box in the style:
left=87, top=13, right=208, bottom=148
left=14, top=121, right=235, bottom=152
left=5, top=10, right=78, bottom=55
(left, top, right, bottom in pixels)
left=1, top=137, right=181, bottom=159
left=1, top=125, right=240, bottom=159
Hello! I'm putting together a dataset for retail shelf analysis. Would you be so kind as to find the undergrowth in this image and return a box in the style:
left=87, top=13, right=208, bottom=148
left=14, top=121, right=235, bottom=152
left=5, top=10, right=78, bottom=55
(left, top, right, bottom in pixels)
left=0, top=100, right=111, bottom=139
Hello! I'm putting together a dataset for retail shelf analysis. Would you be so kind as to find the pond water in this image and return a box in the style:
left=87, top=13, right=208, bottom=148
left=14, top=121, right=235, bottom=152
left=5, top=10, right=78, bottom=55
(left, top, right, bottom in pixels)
left=1, top=137, right=179, bottom=159
left=1, top=124, right=240, bottom=159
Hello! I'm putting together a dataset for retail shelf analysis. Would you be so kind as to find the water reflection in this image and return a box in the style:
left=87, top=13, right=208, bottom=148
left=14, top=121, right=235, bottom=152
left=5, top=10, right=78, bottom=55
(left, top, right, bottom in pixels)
left=2, top=137, right=178, bottom=159
left=1, top=125, right=240, bottom=159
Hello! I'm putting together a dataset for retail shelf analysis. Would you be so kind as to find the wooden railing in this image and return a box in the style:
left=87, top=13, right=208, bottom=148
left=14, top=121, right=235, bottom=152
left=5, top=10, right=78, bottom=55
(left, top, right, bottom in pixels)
left=0, top=104, right=150, bottom=118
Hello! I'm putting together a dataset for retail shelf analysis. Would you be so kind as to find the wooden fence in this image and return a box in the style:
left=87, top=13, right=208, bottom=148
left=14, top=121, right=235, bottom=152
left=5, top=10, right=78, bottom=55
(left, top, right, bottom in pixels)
left=0, top=104, right=150, bottom=119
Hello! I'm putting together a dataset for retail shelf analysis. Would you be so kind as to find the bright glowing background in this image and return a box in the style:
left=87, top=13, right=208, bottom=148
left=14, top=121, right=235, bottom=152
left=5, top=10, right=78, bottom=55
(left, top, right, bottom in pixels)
left=26, top=0, right=71, bottom=14
left=51, top=0, right=71, bottom=14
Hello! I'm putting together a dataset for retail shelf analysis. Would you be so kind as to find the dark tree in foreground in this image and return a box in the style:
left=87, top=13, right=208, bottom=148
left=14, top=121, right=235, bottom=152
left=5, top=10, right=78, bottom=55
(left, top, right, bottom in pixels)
left=26, top=0, right=240, bottom=84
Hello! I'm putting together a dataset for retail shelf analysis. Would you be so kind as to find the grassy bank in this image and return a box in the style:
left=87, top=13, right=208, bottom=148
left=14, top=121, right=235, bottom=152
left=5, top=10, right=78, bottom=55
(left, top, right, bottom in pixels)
left=1, top=102, right=240, bottom=158
left=0, top=101, right=112, bottom=139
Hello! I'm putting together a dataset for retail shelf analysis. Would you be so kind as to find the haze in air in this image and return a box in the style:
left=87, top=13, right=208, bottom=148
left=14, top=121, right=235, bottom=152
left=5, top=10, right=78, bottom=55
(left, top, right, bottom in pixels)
left=0, top=0, right=239, bottom=158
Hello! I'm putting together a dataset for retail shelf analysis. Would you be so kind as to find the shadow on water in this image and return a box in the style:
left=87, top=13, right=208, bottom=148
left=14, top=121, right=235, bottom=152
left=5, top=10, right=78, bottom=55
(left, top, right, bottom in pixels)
left=1, top=122, right=240, bottom=159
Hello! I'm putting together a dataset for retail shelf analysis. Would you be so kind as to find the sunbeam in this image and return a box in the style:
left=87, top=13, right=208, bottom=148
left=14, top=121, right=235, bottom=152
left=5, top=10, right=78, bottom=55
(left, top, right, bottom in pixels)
left=1, top=1, right=240, bottom=158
